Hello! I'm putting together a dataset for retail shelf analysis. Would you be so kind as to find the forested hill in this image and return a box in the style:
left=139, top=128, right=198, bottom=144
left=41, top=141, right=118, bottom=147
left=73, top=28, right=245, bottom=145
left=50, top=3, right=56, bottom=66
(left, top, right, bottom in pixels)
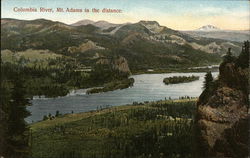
left=196, top=41, right=249, bottom=157
left=1, top=18, right=243, bottom=71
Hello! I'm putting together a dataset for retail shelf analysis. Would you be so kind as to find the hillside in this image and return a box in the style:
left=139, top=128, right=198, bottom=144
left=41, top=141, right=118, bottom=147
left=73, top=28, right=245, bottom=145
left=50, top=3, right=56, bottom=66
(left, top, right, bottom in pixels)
left=1, top=18, right=243, bottom=72
left=196, top=41, right=249, bottom=157
left=1, top=18, right=246, bottom=99
left=71, top=19, right=120, bottom=30
left=30, top=99, right=197, bottom=158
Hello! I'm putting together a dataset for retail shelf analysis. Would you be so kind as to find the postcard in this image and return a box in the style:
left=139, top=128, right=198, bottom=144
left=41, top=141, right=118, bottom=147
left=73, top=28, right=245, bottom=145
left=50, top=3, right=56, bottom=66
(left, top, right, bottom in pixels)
left=1, top=0, right=249, bottom=157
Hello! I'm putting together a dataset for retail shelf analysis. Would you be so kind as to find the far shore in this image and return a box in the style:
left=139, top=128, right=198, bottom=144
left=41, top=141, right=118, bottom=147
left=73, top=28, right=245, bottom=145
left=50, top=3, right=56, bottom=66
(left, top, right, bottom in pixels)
left=132, top=66, right=219, bottom=75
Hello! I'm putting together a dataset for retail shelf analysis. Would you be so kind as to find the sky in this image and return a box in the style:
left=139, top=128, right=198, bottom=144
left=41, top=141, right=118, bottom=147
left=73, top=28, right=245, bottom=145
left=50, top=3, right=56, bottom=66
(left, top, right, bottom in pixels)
left=1, top=0, right=250, bottom=30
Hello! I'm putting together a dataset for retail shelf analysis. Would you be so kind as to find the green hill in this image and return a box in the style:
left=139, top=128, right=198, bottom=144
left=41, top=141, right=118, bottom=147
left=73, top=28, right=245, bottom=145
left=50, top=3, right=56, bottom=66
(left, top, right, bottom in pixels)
left=1, top=18, right=241, bottom=72
left=30, top=99, right=197, bottom=158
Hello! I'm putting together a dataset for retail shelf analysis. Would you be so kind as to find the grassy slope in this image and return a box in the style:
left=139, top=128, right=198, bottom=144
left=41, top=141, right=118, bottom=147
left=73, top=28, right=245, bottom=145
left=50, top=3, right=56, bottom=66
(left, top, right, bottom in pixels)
left=30, top=99, right=197, bottom=158
left=31, top=99, right=195, bottom=130
left=1, top=49, right=63, bottom=68
left=1, top=49, right=62, bottom=61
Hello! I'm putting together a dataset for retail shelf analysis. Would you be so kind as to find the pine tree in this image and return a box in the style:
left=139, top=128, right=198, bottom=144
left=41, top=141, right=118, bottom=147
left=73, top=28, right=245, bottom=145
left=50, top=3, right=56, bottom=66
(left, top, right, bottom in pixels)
left=55, top=110, right=60, bottom=117
left=203, top=71, right=213, bottom=90
left=5, top=75, right=31, bottom=158
left=236, top=40, right=249, bottom=68
left=43, top=115, right=48, bottom=121
left=223, top=48, right=235, bottom=63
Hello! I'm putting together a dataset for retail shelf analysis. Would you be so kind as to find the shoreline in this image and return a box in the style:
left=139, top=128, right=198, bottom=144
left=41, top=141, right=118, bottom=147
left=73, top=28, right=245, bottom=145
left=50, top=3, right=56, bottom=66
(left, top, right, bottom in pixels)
left=30, top=97, right=197, bottom=129
left=132, top=67, right=219, bottom=75
left=32, top=69, right=218, bottom=99
left=30, top=97, right=197, bottom=157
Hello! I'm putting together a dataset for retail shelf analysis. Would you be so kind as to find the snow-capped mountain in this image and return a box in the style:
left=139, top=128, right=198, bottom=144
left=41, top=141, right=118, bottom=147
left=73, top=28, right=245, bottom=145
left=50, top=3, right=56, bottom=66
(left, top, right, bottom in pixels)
left=196, top=25, right=220, bottom=31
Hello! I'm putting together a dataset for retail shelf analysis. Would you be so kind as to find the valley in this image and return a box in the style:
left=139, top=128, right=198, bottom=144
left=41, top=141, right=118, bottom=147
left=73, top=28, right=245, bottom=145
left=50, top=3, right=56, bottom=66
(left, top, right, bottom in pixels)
left=1, top=17, right=248, bottom=158
left=1, top=18, right=237, bottom=99
left=27, top=72, right=218, bottom=122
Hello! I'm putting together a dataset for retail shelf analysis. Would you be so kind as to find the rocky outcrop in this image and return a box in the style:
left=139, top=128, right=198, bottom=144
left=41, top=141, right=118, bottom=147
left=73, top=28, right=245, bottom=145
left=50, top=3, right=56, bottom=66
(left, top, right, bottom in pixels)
left=111, top=56, right=131, bottom=74
left=68, top=40, right=105, bottom=53
left=196, top=41, right=249, bottom=158
left=139, top=20, right=164, bottom=33
left=188, top=41, right=241, bottom=54
left=96, top=56, right=131, bottom=74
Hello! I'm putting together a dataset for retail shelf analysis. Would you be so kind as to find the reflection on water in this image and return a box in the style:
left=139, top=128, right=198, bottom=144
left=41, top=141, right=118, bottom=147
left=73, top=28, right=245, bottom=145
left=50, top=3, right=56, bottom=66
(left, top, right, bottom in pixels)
left=27, top=72, right=218, bottom=122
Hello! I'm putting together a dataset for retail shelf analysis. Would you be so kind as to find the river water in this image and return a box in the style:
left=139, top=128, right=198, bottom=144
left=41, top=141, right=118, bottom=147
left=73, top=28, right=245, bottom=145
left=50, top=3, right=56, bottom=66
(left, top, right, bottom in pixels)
left=27, top=72, right=218, bottom=122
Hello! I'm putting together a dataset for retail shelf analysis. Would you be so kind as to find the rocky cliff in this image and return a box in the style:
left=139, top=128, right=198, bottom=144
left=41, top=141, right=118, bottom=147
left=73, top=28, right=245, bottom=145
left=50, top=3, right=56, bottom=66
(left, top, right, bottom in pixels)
left=196, top=41, right=249, bottom=158
left=96, top=56, right=131, bottom=75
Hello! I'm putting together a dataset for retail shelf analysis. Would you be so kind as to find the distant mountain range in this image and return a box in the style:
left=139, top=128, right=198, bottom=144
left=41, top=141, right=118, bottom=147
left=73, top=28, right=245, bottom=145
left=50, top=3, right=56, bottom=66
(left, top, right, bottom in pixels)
left=71, top=21, right=249, bottom=42
left=182, top=25, right=250, bottom=42
left=1, top=18, right=245, bottom=71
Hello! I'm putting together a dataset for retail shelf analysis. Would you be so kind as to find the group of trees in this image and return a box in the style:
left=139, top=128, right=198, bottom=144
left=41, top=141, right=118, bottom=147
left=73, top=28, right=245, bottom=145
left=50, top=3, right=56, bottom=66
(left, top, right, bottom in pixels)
left=1, top=56, right=131, bottom=98
left=0, top=52, right=132, bottom=158
left=223, top=40, right=249, bottom=68
left=163, top=75, right=199, bottom=85
left=236, top=40, right=249, bottom=68
left=86, top=78, right=134, bottom=94
left=0, top=71, right=31, bottom=158
left=43, top=110, right=62, bottom=121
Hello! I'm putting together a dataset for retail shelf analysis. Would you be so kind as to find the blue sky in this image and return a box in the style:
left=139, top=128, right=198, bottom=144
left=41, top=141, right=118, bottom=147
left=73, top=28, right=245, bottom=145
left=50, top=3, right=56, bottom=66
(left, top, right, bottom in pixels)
left=1, top=0, right=249, bottom=30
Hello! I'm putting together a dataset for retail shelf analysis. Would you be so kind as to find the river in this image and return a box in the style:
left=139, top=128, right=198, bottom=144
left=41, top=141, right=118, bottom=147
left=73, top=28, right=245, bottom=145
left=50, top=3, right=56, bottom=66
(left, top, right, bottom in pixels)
left=27, top=72, right=218, bottom=123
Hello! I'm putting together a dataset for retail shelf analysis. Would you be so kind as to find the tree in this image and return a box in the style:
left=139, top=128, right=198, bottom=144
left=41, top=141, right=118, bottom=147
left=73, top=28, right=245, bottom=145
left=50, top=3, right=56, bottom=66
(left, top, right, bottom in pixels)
left=55, top=110, right=61, bottom=117
left=43, top=115, right=48, bottom=121
left=203, top=71, right=213, bottom=90
left=236, top=40, right=249, bottom=68
left=48, top=113, right=52, bottom=120
left=0, top=81, right=11, bottom=157
left=5, top=75, right=31, bottom=158
left=223, top=48, right=235, bottom=63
